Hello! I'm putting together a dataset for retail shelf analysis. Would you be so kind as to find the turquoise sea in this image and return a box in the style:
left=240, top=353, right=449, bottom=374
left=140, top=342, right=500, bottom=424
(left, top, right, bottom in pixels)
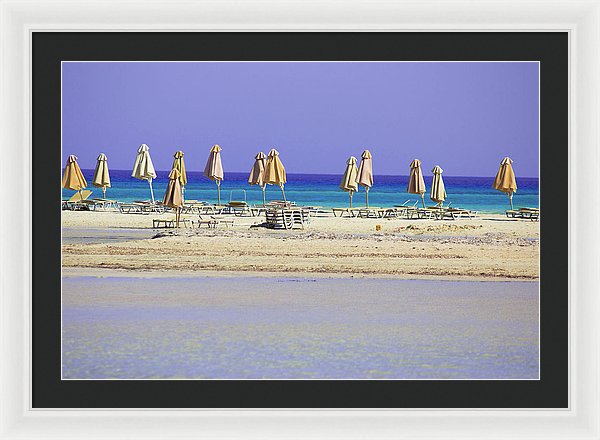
left=65, top=170, right=539, bottom=214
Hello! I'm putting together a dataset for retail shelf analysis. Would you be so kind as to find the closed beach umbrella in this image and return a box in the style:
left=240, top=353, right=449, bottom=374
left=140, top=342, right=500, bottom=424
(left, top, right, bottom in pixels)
left=430, top=165, right=447, bottom=206
left=263, top=148, right=287, bottom=202
left=132, top=143, right=157, bottom=203
left=248, top=151, right=267, bottom=206
left=340, top=156, right=359, bottom=208
left=493, top=157, right=518, bottom=209
left=163, top=168, right=184, bottom=227
left=407, top=159, right=426, bottom=208
left=203, top=144, right=224, bottom=205
left=172, top=150, right=187, bottom=201
left=356, top=149, right=373, bottom=207
left=92, top=153, right=111, bottom=198
left=62, top=155, right=87, bottom=200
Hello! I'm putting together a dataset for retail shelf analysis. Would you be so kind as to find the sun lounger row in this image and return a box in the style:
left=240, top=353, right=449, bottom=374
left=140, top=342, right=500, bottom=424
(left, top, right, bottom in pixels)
left=62, top=190, right=120, bottom=211
left=331, top=204, right=478, bottom=220
left=117, top=202, right=168, bottom=214
left=152, top=214, right=235, bottom=229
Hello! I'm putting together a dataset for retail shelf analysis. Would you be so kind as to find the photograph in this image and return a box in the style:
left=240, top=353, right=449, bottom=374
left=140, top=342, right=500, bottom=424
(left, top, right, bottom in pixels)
left=61, top=61, right=540, bottom=380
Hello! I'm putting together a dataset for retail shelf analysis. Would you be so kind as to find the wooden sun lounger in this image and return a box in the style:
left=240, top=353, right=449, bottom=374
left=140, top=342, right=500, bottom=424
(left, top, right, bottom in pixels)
left=196, top=215, right=235, bottom=229
left=117, top=203, right=147, bottom=214
left=180, top=201, right=208, bottom=214
left=152, top=218, right=194, bottom=228
left=249, top=206, right=267, bottom=217
left=197, top=205, right=227, bottom=215
left=506, top=208, right=539, bottom=221
left=227, top=201, right=253, bottom=217
left=87, top=198, right=118, bottom=210
left=355, top=207, right=387, bottom=218
left=435, top=208, right=479, bottom=220
left=405, top=207, right=437, bottom=219
left=62, top=190, right=93, bottom=210
left=331, top=207, right=357, bottom=217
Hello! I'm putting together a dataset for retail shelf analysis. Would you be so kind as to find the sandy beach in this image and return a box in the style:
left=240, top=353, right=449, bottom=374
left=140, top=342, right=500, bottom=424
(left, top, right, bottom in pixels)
left=62, top=210, right=539, bottom=280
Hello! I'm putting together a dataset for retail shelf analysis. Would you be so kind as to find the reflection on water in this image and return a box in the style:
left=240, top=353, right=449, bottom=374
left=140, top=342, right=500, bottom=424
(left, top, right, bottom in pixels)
left=62, top=276, right=539, bottom=379
left=62, top=228, right=155, bottom=245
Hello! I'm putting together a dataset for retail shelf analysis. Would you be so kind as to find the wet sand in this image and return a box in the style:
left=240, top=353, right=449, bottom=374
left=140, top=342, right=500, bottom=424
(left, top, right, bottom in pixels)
left=62, top=211, right=539, bottom=281
left=62, top=276, right=539, bottom=379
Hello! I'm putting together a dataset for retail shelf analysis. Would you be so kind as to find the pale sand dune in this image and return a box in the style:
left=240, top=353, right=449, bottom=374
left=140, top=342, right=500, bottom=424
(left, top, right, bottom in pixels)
left=62, top=210, right=539, bottom=280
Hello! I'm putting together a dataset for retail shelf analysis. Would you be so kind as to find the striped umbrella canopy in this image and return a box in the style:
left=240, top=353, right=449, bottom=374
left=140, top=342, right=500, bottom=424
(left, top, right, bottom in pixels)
left=356, top=149, right=373, bottom=207
left=163, top=168, right=184, bottom=227
left=248, top=151, right=267, bottom=205
left=132, top=144, right=157, bottom=203
left=430, top=165, right=447, bottom=206
left=172, top=150, right=187, bottom=201
left=493, top=157, right=518, bottom=209
left=203, top=144, right=224, bottom=205
left=340, top=156, right=359, bottom=208
left=62, top=155, right=88, bottom=200
left=92, top=153, right=111, bottom=198
left=263, top=149, right=287, bottom=202
left=407, top=159, right=426, bottom=207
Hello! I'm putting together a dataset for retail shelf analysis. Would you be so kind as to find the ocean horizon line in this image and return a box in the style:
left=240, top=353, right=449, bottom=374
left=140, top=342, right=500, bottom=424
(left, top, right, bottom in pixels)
left=80, top=169, right=540, bottom=180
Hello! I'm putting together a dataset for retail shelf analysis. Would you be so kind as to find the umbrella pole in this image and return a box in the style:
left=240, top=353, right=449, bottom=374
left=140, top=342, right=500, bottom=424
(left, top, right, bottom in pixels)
left=176, top=208, right=180, bottom=228
left=216, top=180, right=221, bottom=206
left=280, top=184, right=286, bottom=203
left=509, top=192, right=513, bottom=210
left=262, top=186, right=266, bottom=207
left=420, top=193, right=425, bottom=208
left=182, top=186, right=185, bottom=204
left=102, top=187, right=106, bottom=199
left=365, top=187, right=369, bottom=208
left=349, top=191, right=353, bottom=208
left=78, top=189, right=83, bottom=201
left=148, top=179, right=155, bottom=204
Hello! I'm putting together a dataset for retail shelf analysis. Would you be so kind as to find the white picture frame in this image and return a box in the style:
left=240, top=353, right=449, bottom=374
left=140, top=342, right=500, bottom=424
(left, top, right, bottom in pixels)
left=1, top=0, right=598, bottom=438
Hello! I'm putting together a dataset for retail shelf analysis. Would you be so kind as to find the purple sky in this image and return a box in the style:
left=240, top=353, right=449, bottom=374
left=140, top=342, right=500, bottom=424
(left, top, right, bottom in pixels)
left=62, top=62, right=539, bottom=177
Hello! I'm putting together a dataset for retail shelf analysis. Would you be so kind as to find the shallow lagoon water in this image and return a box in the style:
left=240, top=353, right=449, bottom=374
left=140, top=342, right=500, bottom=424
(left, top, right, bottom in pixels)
left=62, top=276, right=539, bottom=379
left=62, top=227, right=155, bottom=245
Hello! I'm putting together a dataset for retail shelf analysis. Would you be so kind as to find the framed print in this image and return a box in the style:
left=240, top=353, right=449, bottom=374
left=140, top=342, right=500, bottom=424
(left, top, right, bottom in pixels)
left=41, top=33, right=561, bottom=408
left=1, top=0, right=599, bottom=439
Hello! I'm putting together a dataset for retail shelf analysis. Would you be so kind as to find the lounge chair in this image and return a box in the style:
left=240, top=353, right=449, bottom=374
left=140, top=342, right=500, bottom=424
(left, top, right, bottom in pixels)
left=116, top=201, right=165, bottom=214
left=265, top=207, right=311, bottom=229
left=63, top=190, right=93, bottom=210
left=196, top=215, right=235, bottom=229
left=390, top=201, right=418, bottom=218
left=197, top=204, right=227, bottom=215
left=357, top=207, right=398, bottom=219
left=226, top=190, right=253, bottom=216
left=117, top=202, right=146, bottom=214
left=249, top=206, right=267, bottom=217
left=435, top=207, right=479, bottom=220
left=332, top=207, right=356, bottom=217
left=152, top=217, right=195, bottom=228
left=180, top=200, right=207, bottom=214
left=86, top=198, right=118, bottom=210
left=265, top=200, right=296, bottom=209
left=506, top=207, right=539, bottom=221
